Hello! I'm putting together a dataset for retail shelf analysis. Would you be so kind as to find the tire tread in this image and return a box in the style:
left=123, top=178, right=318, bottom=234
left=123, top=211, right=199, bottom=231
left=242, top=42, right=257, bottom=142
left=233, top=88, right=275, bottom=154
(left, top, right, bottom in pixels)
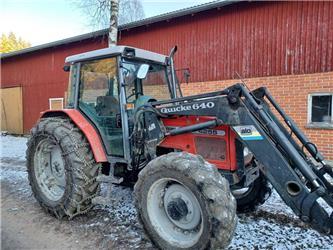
left=134, top=152, right=237, bottom=249
left=26, top=117, right=100, bottom=219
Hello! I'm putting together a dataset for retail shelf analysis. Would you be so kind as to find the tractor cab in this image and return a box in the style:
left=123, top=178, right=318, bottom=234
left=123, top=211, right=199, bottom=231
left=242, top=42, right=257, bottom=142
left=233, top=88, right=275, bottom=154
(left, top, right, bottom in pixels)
left=64, top=46, right=180, bottom=160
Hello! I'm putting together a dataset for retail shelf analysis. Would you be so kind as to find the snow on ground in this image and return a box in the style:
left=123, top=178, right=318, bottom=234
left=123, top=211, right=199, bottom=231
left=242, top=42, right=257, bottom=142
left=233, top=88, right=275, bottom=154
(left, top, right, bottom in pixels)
left=1, top=134, right=333, bottom=249
left=260, top=189, right=295, bottom=217
left=0, top=134, right=27, bottom=162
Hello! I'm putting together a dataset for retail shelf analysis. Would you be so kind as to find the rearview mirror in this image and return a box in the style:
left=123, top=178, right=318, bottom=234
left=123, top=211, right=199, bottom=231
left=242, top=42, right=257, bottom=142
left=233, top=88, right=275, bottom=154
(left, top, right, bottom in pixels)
left=63, top=65, right=70, bottom=72
left=137, top=64, right=149, bottom=79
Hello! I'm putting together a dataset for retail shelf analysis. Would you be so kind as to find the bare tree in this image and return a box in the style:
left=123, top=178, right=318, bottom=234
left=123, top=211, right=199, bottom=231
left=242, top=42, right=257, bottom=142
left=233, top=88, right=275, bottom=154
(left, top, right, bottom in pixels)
left=109, top=0, right=119, bottom=46
left=118, top=0, right=145, bottom=25
left=74, top=0, right=145, bottom=46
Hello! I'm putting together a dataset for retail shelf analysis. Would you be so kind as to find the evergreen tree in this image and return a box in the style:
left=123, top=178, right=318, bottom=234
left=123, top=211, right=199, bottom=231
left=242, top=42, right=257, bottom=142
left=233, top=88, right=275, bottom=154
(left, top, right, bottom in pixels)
left=0, top=32, right=31, bottom=53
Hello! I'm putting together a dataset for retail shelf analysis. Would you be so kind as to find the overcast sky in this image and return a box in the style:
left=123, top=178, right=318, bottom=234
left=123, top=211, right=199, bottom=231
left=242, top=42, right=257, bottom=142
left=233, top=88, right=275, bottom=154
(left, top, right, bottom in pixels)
left=1, top=0, right=214, bottom=46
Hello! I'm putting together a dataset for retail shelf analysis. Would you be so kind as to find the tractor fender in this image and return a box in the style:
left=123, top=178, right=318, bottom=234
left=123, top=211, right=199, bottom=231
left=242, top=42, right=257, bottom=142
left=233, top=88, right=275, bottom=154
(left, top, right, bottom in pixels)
left=40, top=109, right=108, bottom=163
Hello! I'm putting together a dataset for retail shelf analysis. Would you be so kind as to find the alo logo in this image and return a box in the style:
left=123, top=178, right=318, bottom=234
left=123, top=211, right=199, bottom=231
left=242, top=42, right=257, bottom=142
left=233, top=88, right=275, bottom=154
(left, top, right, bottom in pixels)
left=241, top=128, right=252, bottom=135
left=233, top=125, right=263, bottom=141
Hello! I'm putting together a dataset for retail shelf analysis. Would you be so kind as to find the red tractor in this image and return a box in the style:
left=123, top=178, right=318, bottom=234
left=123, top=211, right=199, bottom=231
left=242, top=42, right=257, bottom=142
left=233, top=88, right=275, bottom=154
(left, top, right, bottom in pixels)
left=26, top=46, right=333, bottom=249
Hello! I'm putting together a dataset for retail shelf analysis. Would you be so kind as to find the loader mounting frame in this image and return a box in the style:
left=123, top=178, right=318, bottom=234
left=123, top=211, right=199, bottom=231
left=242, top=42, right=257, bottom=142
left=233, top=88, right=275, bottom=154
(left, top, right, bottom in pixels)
left=149, top=83, right=333, bottom=234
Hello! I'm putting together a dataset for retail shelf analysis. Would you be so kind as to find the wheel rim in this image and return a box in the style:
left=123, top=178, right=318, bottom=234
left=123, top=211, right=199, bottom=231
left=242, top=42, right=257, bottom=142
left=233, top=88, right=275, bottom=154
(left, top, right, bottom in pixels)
left=232, top=186, right=252, bottom=199
left=34, top=138, right=66, bottom=202
left=147, top=178, right=203, bottom=248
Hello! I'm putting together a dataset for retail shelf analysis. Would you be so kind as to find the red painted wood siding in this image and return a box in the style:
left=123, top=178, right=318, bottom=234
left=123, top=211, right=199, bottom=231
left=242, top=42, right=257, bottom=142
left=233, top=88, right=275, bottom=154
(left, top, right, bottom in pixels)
left=119, top=1, right=333, bottom=82
left=1, top=39, right=107, bottom=132
left=1, top=1, right=332, bottom=132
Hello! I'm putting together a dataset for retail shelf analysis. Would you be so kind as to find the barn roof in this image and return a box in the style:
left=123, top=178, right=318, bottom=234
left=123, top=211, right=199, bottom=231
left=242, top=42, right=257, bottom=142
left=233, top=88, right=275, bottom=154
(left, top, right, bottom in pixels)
left=1, top=0, right=235, bottom=59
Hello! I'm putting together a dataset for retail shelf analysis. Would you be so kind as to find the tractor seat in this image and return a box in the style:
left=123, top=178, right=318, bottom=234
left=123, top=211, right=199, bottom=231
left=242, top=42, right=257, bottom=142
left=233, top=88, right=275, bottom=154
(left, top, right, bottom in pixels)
left=96, top=96, right=120, bottom=116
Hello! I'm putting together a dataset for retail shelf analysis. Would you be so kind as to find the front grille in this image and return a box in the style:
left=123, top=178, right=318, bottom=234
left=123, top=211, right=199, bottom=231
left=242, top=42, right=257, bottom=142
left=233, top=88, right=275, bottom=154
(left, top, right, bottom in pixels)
left=194, top=137, right=226, bottom=161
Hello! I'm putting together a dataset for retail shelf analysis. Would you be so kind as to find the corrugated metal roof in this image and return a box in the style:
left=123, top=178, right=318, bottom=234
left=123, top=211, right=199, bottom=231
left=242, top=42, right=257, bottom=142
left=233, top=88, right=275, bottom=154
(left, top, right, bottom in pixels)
left=1, top=0, right=235, bottom=59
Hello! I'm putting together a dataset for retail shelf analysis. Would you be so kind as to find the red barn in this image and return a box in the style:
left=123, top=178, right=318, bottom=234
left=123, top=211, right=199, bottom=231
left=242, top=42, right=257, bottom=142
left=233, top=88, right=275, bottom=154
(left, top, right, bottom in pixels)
left=1, top=1, right=333, bottom=159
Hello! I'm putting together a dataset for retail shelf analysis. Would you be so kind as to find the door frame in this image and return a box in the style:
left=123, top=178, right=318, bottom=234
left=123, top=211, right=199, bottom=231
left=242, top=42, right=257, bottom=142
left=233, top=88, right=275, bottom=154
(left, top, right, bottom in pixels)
left=74, top=56, right=131, bottom=164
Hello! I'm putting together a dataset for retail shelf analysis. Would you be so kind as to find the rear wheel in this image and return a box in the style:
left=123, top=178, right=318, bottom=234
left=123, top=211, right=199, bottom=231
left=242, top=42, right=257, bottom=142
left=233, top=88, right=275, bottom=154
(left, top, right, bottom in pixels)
left=134, top=152, right=237, bottom=250
left=26, top=117, right=100, bottom=218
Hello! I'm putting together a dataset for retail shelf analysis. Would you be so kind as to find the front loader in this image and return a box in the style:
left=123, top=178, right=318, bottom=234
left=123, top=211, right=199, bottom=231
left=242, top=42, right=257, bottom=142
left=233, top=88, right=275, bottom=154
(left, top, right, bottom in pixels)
left=26, top=45, right=333, bottom=249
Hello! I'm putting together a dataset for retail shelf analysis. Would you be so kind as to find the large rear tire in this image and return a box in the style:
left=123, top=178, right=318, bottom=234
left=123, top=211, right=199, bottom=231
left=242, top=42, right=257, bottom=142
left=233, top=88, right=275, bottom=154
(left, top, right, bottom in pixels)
left=134, top=152, right=237, bottom=250
left=26, top=117, right=100, bottom=219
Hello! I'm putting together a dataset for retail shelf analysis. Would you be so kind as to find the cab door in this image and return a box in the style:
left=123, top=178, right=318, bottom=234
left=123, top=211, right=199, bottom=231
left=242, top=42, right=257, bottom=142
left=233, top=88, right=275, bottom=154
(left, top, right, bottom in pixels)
left=78, top=57, right=124, bottom=156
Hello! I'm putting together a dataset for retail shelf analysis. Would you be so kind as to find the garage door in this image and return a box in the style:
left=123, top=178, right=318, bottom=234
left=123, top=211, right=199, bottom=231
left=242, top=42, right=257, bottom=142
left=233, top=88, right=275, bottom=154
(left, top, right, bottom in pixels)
left=0, top=86, right=23, bottom=134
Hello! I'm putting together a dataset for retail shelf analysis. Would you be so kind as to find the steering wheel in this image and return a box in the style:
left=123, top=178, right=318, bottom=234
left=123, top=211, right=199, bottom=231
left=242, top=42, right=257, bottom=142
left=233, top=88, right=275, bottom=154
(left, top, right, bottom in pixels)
left=126, top=88, right=136, bottom=101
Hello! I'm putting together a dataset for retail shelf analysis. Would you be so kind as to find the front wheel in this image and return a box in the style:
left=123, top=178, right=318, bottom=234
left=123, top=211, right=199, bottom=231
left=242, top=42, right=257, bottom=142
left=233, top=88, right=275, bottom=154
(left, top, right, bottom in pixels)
left=134, top=152, right=237, bottom=250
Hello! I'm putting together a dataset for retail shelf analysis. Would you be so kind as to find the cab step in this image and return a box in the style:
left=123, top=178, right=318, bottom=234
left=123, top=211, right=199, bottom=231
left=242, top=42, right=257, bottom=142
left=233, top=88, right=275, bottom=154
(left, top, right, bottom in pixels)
left=92, top=174, right=124, bottom=206
left=92, top=196, right=112, bottom=206
left=96, top=174, right=123, bottom=184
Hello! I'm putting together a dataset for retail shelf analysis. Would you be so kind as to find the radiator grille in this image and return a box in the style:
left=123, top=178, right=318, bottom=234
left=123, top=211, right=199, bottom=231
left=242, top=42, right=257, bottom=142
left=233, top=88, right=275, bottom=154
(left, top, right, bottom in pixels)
left=194, top=137, right=226, bottom=161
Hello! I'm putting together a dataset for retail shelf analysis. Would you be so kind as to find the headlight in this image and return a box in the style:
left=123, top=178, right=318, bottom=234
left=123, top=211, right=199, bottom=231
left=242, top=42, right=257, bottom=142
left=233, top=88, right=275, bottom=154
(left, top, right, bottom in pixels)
left=243, top=146, right=253, bottom=165
left=243, top=146, right=250, bottom=157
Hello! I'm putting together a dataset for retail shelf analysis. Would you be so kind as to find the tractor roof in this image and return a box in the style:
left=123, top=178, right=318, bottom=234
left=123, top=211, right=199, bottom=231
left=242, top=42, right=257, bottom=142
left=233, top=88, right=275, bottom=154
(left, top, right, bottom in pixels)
left=65, top=46, right=168, bottom=64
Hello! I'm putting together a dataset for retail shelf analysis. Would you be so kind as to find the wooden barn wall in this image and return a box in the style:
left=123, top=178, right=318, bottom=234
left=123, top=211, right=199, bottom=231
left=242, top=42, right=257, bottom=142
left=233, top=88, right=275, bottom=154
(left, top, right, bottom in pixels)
left=1, top=1, right=332, bottom=133
left=1, top=39, right=107, bottom=133
left=119, top=1, right=333, bottom=82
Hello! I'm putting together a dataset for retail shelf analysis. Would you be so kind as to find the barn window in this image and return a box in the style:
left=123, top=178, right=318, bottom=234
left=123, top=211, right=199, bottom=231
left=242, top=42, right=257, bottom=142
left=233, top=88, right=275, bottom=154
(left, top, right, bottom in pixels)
left=308, top=93, right=333, bottom=128
left=49, top=98, right=64, bottom=110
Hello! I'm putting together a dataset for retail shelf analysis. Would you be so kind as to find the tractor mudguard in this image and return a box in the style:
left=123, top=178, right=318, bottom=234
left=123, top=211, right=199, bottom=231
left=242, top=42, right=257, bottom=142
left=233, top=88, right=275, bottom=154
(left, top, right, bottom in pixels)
left=40, top=109, right=107, bottom=163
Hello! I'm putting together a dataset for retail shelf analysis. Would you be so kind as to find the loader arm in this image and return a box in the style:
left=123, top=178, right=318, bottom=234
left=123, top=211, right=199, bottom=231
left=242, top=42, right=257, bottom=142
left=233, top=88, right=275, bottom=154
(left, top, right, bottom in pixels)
left=150, top=83, right=333, bottom=234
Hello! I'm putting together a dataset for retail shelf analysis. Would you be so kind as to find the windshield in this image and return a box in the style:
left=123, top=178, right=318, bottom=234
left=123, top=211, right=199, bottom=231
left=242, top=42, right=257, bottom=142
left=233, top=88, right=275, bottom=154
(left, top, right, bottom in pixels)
left=121, top=59, right=181, bottom=102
